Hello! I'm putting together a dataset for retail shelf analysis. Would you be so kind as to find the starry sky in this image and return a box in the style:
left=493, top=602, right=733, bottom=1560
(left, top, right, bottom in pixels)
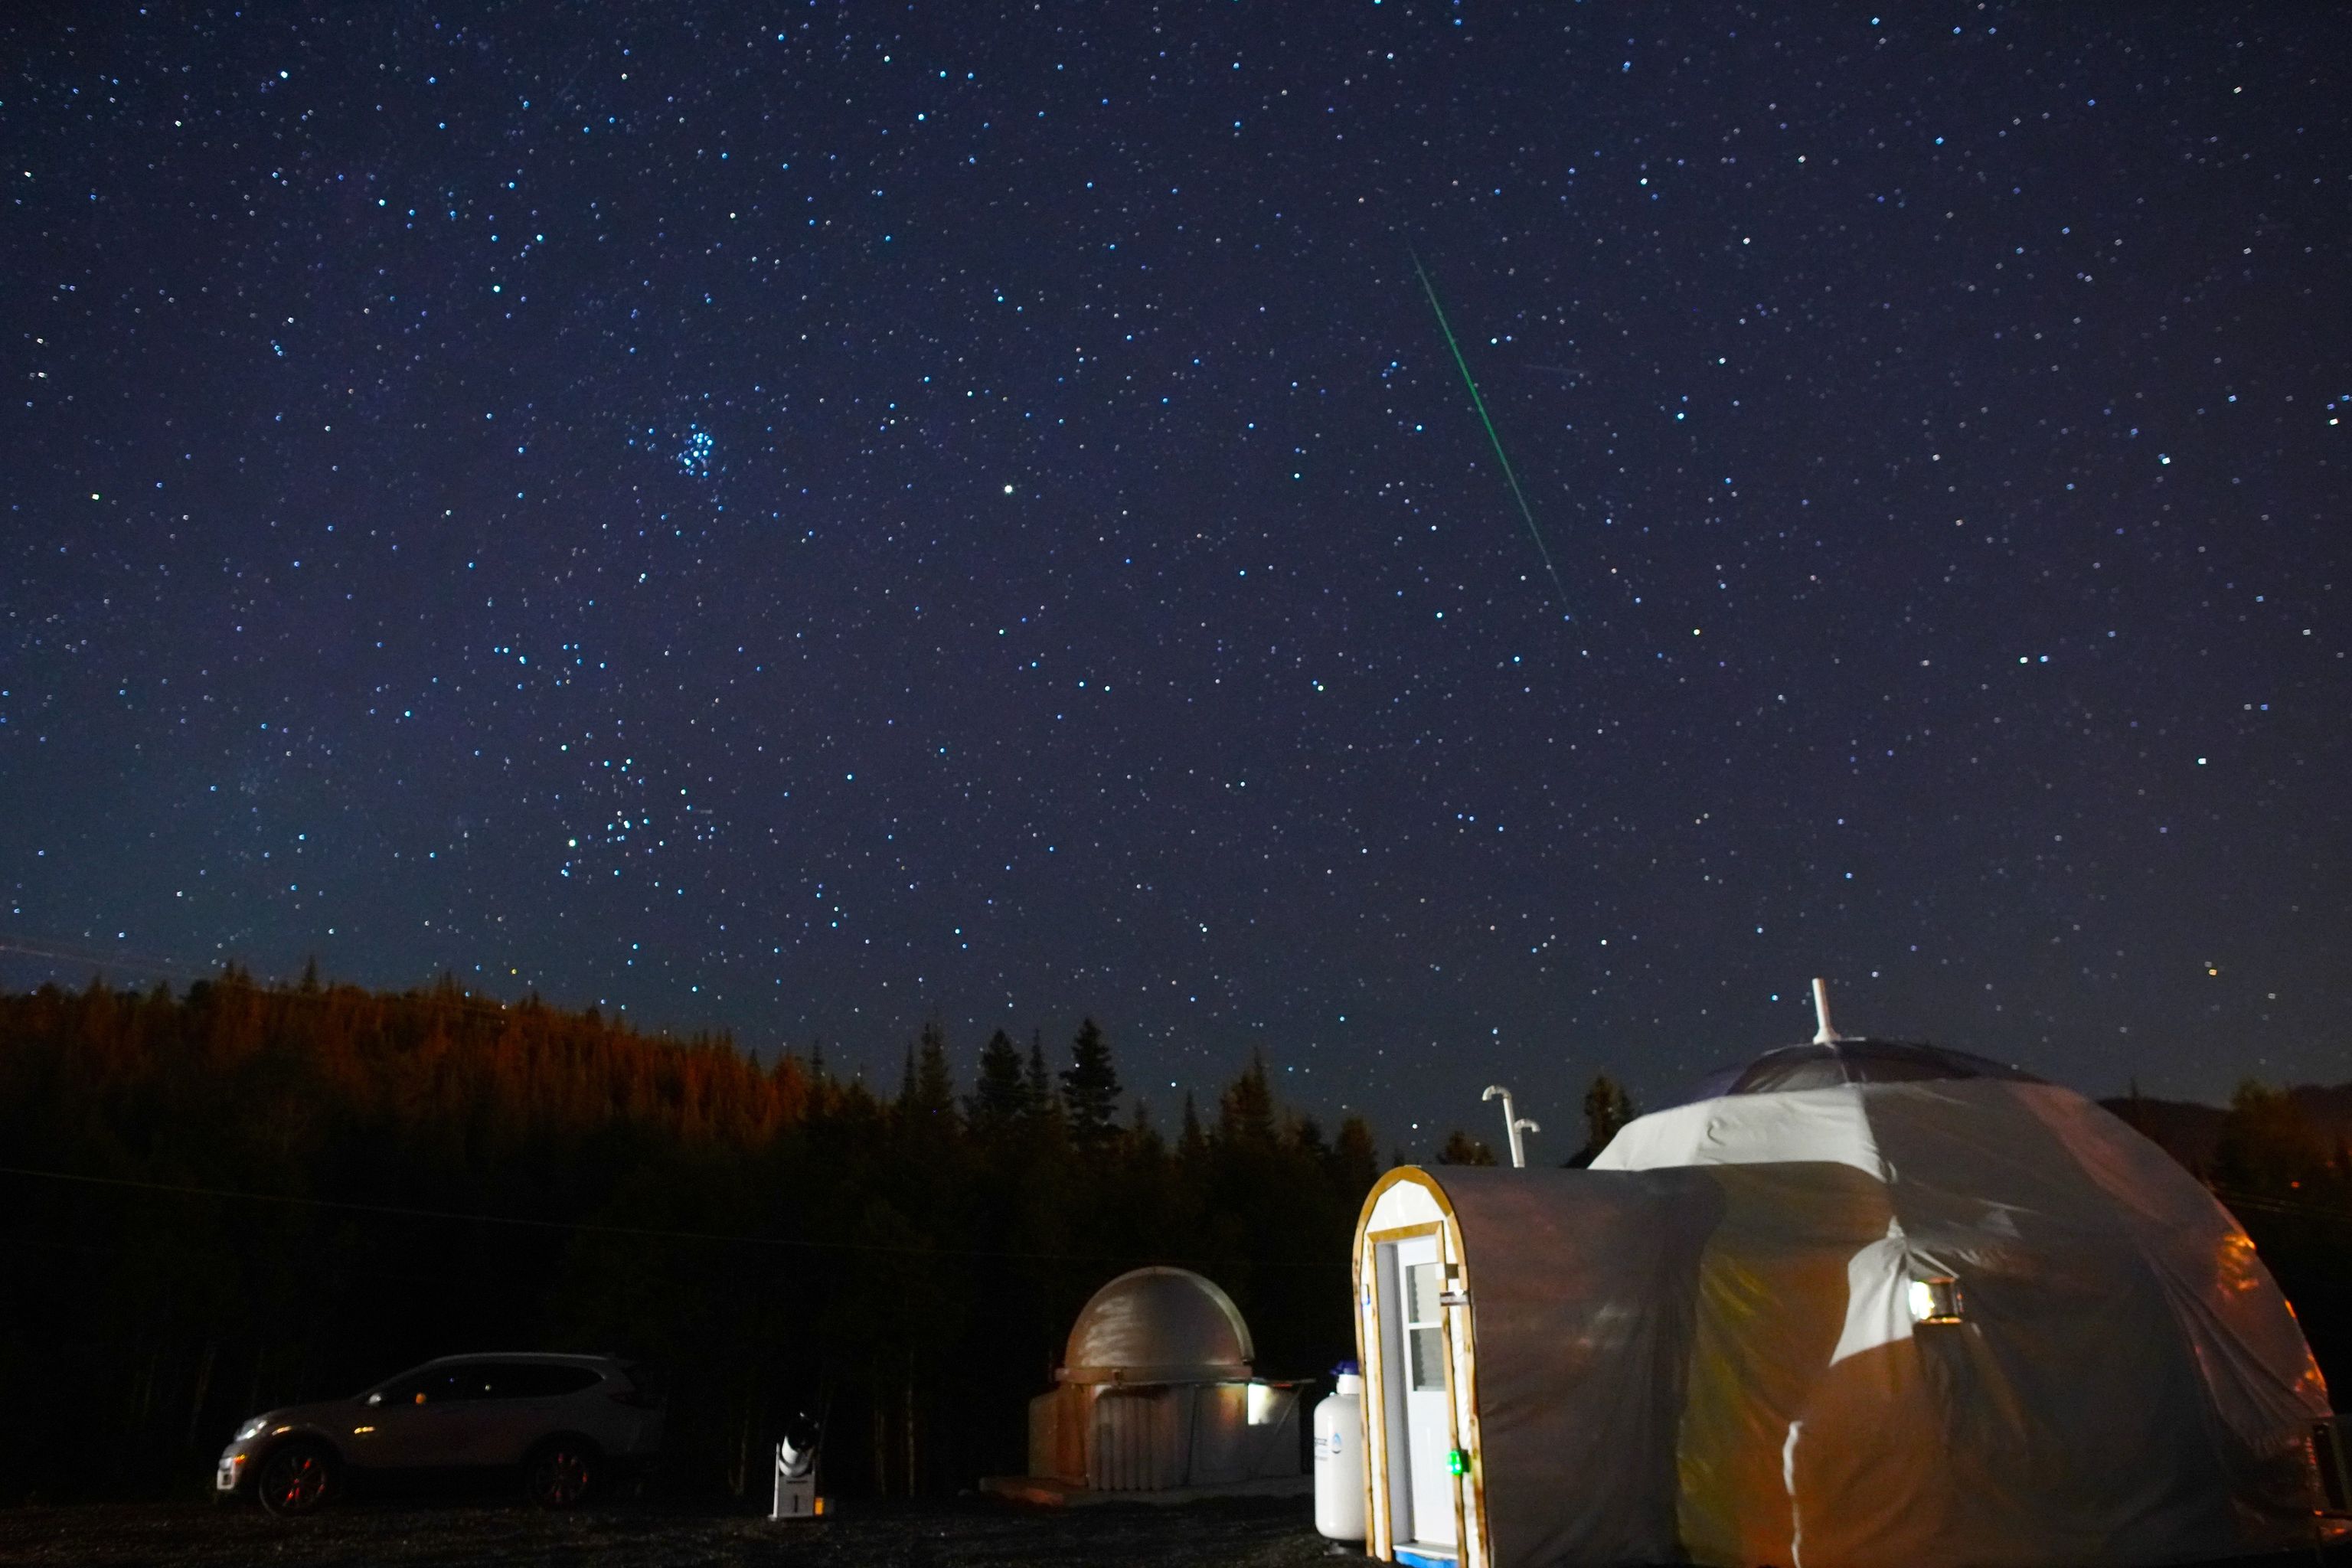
left=6, top=3, right=2347, bottom=1148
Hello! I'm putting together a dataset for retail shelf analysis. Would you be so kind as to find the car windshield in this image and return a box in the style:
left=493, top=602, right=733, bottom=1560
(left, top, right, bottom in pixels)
left=371, top=1360, right=603, bottom=1403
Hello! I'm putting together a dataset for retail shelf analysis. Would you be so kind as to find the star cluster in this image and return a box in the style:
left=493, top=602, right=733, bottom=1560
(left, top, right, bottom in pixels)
left=5, top=4, right=2347, bottom=1142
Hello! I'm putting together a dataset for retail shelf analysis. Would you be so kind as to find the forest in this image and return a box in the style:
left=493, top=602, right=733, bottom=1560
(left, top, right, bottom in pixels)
left=0, top=969, right=2344, bottom=1504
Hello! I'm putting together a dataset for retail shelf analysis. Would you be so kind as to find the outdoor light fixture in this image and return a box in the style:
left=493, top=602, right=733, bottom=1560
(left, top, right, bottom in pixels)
left=1908, top=1276, right=1962, bottom=1325
left=1481, top=1084, right=1539, bottom=1168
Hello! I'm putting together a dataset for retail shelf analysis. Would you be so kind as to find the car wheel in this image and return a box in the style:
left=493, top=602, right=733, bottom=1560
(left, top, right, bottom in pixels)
left=255, top=1441, right=338, bottom=1516
left=524, top=1437, right=600, bottom=1509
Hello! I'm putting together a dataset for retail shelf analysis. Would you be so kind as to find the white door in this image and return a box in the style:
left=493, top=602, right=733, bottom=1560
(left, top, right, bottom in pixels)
left=1380, top=1233, right=1458, bottom=1553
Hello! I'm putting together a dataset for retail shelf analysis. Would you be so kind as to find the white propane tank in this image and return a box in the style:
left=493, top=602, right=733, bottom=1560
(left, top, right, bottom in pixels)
left=1313, top=1365, right=1366, bottom=1541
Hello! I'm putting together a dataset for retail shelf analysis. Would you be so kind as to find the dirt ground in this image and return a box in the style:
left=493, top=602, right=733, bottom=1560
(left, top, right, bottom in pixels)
left=0, top=1495, right=1347, bottom=1568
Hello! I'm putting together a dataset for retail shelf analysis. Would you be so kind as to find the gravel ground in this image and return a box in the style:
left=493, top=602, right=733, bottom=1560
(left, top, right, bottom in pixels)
left=0, top=1496, right=1348, bottom=1568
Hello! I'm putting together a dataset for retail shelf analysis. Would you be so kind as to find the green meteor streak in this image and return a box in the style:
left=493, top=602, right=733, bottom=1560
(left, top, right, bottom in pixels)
left=1411, top=249, right=1571, bottom=617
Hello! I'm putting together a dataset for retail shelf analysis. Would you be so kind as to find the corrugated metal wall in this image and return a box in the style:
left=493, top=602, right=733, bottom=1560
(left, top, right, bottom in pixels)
left=1089, top=1387, right=1194, bottom=1491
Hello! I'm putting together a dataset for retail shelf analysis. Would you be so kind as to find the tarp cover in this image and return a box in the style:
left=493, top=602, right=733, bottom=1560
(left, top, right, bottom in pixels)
left=1438, top=1072, right=2331, bottom=1568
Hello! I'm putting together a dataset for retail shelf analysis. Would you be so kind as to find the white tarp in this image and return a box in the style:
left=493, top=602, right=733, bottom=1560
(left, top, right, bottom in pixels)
left=1422, top=1073, right=2332, bottom=1568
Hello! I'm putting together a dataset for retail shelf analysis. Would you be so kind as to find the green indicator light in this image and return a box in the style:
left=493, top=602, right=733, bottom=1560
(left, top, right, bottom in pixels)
left=1447, top=1448, right=1468, bottom=1477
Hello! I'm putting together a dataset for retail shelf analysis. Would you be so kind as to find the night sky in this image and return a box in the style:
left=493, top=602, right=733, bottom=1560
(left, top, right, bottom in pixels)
left=6, top=4, right=2347, bottom=1149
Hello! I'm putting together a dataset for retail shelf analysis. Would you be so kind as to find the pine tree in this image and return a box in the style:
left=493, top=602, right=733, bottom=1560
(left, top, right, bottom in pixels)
left=1217, top=1050, right=1276, bottom=1144
left=1579, top=1073, right=1635, bottom=1161
left=1290, top=1114, right=1328, bottom=1158
left=1178, top=1093, right=1207, bottom=1162
left=1331, top=1115, right=1380, bottom=1195
left=1436, top=1129, right=1497, bottom=1166
left=1059, top=1018, right=1122, bottom=1143
left=1024, top=1030, right=1055, bottom=1122
left=901, top=1019, right=956, bottom=1128
left=965, top=1028, right=1030, bottom=1127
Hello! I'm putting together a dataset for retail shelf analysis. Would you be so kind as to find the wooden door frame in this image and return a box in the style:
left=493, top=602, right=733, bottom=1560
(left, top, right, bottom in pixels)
left=1358, top=1194, right=1485, bottom=1567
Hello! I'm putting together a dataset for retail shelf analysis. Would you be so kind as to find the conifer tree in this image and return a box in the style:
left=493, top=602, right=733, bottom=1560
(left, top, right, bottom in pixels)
left=1178, top=1092, right=1207, bottom=1161
left=1436, top=1129, right=1497, bottom=1165
left=1331, top=1115, right=1380, bottom=1194
left=1290, top=1114, right=1328, bottom=1158
left=912, top=1020, right=959, bottom=1128
left=1580, top=1073, right=1636, bottom=1161
left=966, top=1028, right=1029, bottom=1127
left=1024, top=1030, right=1054, bottom=1122
left=1059, top=1017, right=1122, bottom=1143
left=1217, top=1050, right=1276, bottom=1144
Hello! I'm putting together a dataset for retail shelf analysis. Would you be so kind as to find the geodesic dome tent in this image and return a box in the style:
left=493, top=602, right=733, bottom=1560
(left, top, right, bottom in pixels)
left=1351, top=1039, right=2336, bottom=1568
left=1017, top=1266, right=1305, bottom=1496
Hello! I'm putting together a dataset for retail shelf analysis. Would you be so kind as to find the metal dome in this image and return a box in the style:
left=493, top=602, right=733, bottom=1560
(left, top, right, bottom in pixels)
left=1664, top=1037, right=2043, bottom=1108
left=1059, top=1266, right=1255, bottom=1385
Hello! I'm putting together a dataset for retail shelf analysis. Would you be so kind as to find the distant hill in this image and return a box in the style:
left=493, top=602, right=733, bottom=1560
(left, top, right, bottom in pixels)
left=2100, top=1083, right=2352, bottom=1176
left=2101, top=1095, right=2225, bottom=1172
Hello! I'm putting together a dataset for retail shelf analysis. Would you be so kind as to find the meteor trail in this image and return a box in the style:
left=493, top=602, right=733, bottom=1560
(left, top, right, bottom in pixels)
left=1410, top=249, right=1571, bottom=617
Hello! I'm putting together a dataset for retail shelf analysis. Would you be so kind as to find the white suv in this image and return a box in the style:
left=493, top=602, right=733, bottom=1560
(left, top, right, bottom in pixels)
left=216, top=1353, right=665, bottom=1514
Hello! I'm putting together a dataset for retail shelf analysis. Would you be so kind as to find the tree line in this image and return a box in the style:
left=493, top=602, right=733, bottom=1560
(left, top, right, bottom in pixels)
left=0, top=969, right=2341, bottom=1503
left=0, top=969, right=1383, bottom=1501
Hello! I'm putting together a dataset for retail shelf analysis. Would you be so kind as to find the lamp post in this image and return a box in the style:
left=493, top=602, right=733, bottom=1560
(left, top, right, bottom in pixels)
left=1481, top=1085, right=1540, bottom=1169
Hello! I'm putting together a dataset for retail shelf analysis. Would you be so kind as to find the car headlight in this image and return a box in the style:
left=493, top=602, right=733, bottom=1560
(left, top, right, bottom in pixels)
left=234, top=1418, right=270, bottom=1442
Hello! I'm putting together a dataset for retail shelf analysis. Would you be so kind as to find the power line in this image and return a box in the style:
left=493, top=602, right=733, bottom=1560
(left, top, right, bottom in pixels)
left=0, top=1162, right=1344, bottom=1271
left=2209, top=1185, right=2352, bottom=1225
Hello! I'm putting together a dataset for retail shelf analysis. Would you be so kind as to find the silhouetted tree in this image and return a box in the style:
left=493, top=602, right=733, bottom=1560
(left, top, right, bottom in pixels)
left=2216, top=1079, right=2330, bottom=1194
left=965, top=1028, right=1030, bottom=1128
left=1579, top=1073, right=1636, bottom=1161
left=1436, top=1129, right=1496, bottom=1165
left=1331, top=1115, right=1380, bottom=1194
left=1059, top=1018, right=1122, bottom=1144
left=1023, top=1031, right=1055, bottom=1123
left=1178, top=1093, right=1207, bottom=1163
left=1218, top=1050, right=1276, bottom=1145
left=900, top=1020, right=957, bottom=1129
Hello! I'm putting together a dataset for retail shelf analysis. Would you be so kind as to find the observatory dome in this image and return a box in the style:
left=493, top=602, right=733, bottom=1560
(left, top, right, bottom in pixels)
left=1059, top=1266, right=1255, bottom=1384
left=1663, top=1036, right=2043, bottom=1108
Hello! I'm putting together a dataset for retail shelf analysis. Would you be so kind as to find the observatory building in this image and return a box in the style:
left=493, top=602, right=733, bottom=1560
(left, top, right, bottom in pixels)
left=985, top=1266, right=1308, bottom=1504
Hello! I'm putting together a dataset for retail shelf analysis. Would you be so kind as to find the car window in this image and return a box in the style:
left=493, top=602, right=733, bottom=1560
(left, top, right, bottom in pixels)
left=437, top=1364, right=511, bottom=1400
left=488, top=1363, right=603, bottom=1398
left=377, top=1365, right=492, bottom=1405
left=376, top=1360, right=600, bottom=1403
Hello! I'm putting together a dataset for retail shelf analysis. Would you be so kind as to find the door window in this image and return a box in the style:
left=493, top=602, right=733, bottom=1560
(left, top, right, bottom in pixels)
left=1406, top=1262, right=1448, bottom=1392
